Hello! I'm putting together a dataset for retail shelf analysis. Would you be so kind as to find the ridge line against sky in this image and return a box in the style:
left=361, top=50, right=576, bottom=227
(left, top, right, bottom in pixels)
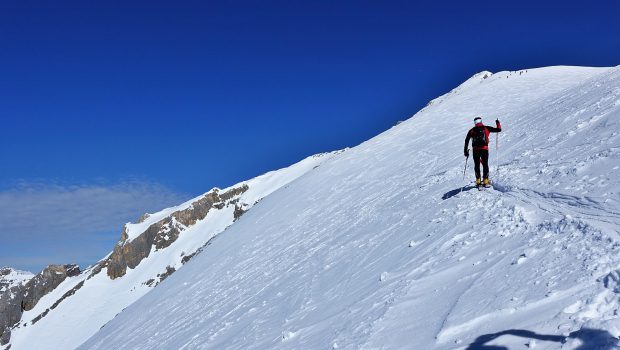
left=1, top=0, right=619, bottom=272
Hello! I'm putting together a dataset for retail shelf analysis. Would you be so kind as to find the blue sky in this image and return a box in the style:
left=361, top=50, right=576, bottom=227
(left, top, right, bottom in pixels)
left=1, top=0, right=618, bottom=272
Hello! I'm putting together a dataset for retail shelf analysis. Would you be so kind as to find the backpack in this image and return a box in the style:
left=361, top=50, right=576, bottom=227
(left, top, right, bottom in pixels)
left=471, top=126, right=487, bottom=147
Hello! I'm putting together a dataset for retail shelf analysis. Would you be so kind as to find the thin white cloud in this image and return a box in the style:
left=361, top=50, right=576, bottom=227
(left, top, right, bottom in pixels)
left=0, top=181, right=189, bottom=272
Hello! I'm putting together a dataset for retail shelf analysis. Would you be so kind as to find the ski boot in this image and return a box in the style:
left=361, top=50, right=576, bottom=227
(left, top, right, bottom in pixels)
left=483, top=178, right=491, bottom=188
left=475, top=178, right=481, bottom=188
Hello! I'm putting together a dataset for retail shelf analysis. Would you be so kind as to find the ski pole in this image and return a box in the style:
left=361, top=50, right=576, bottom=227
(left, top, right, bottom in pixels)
left=460, top=151, right=469, bottom=194
left=496, top=133, right=499, bottom=178
left=462, top=151, right=469, bottom=181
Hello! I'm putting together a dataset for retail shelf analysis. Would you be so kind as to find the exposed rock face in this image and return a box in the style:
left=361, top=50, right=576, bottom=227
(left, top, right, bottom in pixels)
left=0, top=326, right=10, bottom=346
left=105, top=220, right=179, bottom=279
left=233, top=204, right=246, bottom=221
left=0, top=268, right=33, bottom=345
left=21, top=264, right=80, bottom=311
left=0, top=264, right=80, bottom=345
left=106, top=185, right=249, bottom=279
left=144, top=265, right=177, bottom=287
left=0, top=284, right=23, bottom=346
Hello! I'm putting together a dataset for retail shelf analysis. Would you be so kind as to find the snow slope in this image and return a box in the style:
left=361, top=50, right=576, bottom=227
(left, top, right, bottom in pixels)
left=2, top=152, right=337, bottom=350
left=79, top=65, right=620, bottom=350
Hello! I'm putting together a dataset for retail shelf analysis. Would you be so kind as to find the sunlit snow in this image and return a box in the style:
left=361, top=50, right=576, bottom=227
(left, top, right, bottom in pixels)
left=5, top=65, right=620, bottom=350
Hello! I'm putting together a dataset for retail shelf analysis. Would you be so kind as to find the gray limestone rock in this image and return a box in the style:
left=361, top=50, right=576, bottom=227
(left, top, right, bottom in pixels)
left=106, top=184, right=249, bottom=279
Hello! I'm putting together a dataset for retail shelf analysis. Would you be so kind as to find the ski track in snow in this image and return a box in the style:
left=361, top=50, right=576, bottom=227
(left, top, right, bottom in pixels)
left=58, top=66, right=620, bottom=350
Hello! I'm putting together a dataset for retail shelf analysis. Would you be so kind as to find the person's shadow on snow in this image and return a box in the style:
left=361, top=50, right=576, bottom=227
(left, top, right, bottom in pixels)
left=465, top=328, right=618, bottom=350
left=441, top=185, right=477, bottom=200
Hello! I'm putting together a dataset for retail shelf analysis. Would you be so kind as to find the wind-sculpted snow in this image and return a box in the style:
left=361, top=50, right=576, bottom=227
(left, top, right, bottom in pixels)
left=75, top=65, right=620, bottom=350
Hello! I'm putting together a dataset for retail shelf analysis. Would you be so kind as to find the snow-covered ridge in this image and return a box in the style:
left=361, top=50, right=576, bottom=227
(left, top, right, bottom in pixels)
left=2, top=151, right=340, bottom=350
left=122, top=151, right=340, bottom=243
left=420, top=66, right=605, bottom=116
left=80, top=65, right=620, bottom=349
left=421, top=70, right=493, bottom=112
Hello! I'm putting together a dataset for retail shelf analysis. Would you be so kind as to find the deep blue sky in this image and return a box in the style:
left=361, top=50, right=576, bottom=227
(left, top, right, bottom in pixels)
left=1, top=0, right=618, bottom=272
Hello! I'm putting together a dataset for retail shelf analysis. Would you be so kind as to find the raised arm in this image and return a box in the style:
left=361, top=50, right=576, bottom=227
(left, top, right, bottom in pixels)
left=486, top=119, right=502, bottom=133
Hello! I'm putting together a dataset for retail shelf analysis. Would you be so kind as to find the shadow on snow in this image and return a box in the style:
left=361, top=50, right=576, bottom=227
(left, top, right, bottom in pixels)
left=465, top=328, right=619, bottom=350
left=442, top=185, right=477, bottom=200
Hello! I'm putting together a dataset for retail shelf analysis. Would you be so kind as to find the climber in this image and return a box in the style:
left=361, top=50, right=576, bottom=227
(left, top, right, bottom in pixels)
left=464, top=117, right=502, bottom=187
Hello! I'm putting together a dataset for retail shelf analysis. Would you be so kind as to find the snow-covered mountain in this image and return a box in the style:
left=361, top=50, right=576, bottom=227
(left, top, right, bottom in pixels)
left=3, top=65, right=620, bottom=350
left=0, top=268, right=33, bottom=294
left=0, top=152, right=339, bottom=350
left=78, top=65, right=619, bottom=350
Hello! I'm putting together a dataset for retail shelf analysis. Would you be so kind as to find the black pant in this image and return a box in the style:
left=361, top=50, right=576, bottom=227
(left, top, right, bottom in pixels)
left=473, top=149, right=489, bottom=179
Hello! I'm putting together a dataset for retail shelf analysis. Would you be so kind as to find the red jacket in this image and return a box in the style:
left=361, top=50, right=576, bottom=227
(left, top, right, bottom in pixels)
left=464, top=120, right=502, bottom=151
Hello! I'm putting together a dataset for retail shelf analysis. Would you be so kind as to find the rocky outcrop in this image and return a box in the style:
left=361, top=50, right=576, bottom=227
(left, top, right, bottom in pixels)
left=21, top=264, right=80, bottom=311
left=233, top=203, right=246, bottom=221
left=0, top=285, right=23, bottom=346
left=0, top=326, right=10, bottom=346
left=0, top=264, right=80, bottom=345
left=105, top=218, right=182, bottom=279
left=105, top=185, right=249, bottom=279
left=145, top=266, right=176, bottom=287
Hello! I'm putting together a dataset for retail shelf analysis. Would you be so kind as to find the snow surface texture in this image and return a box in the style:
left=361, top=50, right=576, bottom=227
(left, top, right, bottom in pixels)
left=73, top=66, right=620, bottom=349
left=80, top=66, right=620, bottom=350
left=3, top=153, right=336, bottom=350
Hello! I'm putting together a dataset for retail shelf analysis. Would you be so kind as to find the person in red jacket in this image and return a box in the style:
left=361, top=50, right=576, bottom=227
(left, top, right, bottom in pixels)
left=464, top=117, right=502, bottom=187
